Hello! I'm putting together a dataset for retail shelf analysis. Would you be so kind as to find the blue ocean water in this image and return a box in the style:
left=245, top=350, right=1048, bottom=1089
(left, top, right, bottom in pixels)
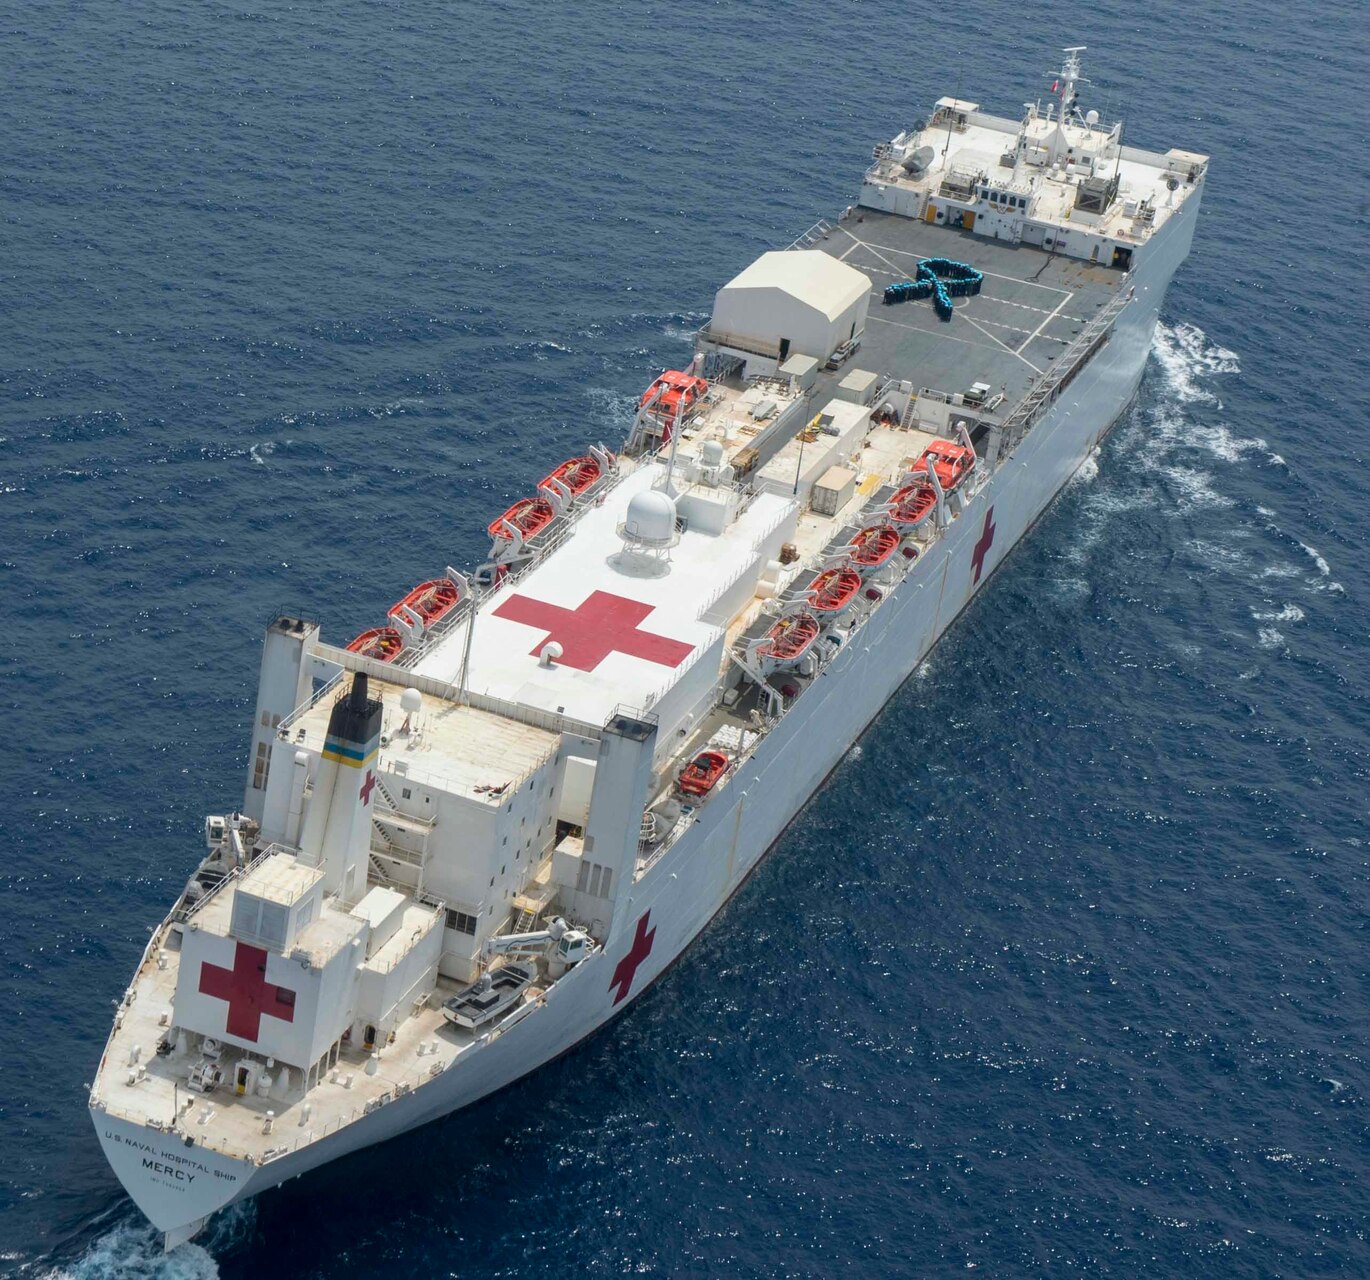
left=2, top=0, right=1368, bottom=1275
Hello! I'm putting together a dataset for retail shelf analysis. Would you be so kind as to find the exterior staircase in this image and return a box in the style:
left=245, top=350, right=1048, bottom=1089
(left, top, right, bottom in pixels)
left=366, top=774, right=436, bottom=888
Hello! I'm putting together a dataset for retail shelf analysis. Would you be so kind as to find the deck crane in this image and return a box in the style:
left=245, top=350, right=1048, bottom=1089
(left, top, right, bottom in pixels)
left=481, top=916, right=593, bottom=979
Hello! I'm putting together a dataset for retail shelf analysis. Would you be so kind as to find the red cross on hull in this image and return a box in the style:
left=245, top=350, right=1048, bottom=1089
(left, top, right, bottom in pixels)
left=609, top=911, right=656, bottom=1005
left=493, top=590, right=692, bottom=673
left=971, top=506, right=996, bottom=585
left=198, top=941, right=298, bottom=1042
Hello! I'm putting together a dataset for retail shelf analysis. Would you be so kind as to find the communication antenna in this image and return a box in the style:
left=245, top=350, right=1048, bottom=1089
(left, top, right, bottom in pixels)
left=661, top=390, right=685, bottom=496
left=1058, top=45, right=1089, bottom=125
left=942, top=60, right=963, bottom=157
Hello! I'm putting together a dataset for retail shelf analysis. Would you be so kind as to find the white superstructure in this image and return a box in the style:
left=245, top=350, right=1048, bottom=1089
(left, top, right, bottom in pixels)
left=90, top=48, right=1207, bottom=1248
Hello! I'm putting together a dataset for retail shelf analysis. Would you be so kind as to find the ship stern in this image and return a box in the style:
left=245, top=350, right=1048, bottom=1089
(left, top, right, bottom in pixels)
left=91, top=1105, right=254, bottom=1249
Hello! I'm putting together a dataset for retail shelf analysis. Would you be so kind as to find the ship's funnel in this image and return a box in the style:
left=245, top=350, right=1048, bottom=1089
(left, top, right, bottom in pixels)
left=299, top=673, right=383, bottom=904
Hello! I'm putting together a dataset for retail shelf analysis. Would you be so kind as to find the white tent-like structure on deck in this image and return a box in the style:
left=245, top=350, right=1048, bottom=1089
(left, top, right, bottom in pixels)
left=707, top=250, right=871, bottom=370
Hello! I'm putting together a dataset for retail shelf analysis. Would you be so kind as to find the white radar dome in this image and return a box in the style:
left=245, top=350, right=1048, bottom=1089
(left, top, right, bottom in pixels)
left=624, top=488, right=678, bottom=546
left=700, top=439, right=725, bottom=469
left=400, top=687, right=423, bottom=715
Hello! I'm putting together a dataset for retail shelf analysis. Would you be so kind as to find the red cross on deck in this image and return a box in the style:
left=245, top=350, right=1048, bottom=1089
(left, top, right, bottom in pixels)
left=199, top=941, right=298, bottom=1042
left=493, top=590, right=692, bottom=673
left=971, top=506, right=996, bottom=585
left=609, top=911, right=656, bottom=1005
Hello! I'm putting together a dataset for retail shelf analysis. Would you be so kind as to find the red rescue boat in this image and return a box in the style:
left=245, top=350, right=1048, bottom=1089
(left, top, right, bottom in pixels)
left=346, top=626, right=403, bottom=663
left=389, top=578, right=460, bottom=627
left=756, top=611, right=820, bottom=667
left=889, top=480, right=938, bottom=528
left=540, top=453, right=610, bottom=500
left=849, top=524, right=901, bottom=574
left=807, top=567, right=862, bottom=613
left=488, top=496, right=556, bottom=543
left=912, top=438, right=976, bottom=492
left=639, top=370, right=709, bottom=438
left=677, top=749, right=729, bottom=798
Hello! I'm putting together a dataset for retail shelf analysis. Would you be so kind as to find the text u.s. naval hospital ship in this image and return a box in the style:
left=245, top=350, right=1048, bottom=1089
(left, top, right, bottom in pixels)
left=91, top=48, right=1207, bottom=1247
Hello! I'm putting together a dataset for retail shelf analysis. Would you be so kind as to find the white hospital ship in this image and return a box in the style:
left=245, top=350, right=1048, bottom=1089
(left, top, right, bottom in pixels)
left=90, top=49, right=1207, bottom=1247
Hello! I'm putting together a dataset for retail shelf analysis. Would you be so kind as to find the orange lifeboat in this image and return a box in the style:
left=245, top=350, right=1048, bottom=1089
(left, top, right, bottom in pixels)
left=639, top=370, right=709, bottom=438
left=889, top=481, right=938, bottom=528
left=849, top=524, right=901, bottom=575
left=389, top=578, right=460, bottom=628
left=346, top=626, right=403, bottom=663
left=756, top=611, right=820, bottom=667
left=540, top=453, right=610, bottom=500
left=678, top=750, right=729, bottom=798
left=807, top=567, right=862, bottom=613
left=488, top=496, right=555, bottom=543
left=911, top=438, right=976, bottom=492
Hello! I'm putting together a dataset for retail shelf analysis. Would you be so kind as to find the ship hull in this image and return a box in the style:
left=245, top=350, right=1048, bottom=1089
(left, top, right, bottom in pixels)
left=100, top=186, right=1199, bottom=1242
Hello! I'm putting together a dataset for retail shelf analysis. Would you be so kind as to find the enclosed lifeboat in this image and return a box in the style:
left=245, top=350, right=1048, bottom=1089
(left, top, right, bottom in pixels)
left=807, top=567, right=862, bottom=614
left=540, top=452, right=611, bottom=501
left=389, top=577, right=460, bottom=628
left=639, top=370, right=709, bottom=437
left=488, top=495, right=556, bottom=543
left=849, top=524, right=901, bottom=575
left=889, top=480, right=938, bottom=529
left=911, top=438, right=976, bottom=492
left=346, top=626, right=403, bottom=663
left=756, top=611, right=820, bottom=669
left=677, top=749, right=729, bottom=798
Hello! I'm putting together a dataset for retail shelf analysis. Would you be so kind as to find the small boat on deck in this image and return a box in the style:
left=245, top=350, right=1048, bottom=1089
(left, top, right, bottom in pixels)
left=849, top=524, right=901, bottom=575
left=888, top=481, right=937, bottom=529
left=540, top=453, right=611, bottom=501
left=388, top=578, right=461, bottom=628
left=488, top=496, right=556, bottom=543
left=639, top=370, right=709, bottom=437
left=677, top=750, right=729, bottom=798
left=756, top=611, right=820, bottom=669
left=441, top=962, right=535, bottom=1032
left=911, top=438, right=976, bottom=492
left=345, top=626, right=404, bottom=663
left=807, top=567, right=862, bottom=614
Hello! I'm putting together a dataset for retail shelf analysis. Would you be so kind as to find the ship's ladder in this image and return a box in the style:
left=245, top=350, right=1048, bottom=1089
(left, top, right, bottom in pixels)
left=366, top=772, right=436, bottom=889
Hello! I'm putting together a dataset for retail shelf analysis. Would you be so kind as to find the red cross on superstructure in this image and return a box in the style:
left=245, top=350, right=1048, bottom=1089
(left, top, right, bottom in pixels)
left=609, top=911, right=656, bottom=1005
left=971, top=506, right=996, bottom=585
left=198, top=941, right=297, bottom=1042
left=359, top=769, right=377, bottom=805
left=493, top=590, right=692, bottom=673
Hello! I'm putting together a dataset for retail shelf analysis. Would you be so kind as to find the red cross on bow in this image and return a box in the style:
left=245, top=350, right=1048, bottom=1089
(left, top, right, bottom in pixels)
left=608, top=911, right=656, bottom=1005
left=359, top=769, right=377, bottom=805
left=971, top=506, right=996, bottom=585
left=493, top=590, right=692, bottom=673
left=198, top=941, right=297, bottom=1042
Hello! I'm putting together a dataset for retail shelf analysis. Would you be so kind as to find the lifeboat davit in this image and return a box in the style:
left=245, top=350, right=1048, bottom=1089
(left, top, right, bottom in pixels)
left=346, top=626, right=403, bottom=663
left=488, top=496, right=556, bottom=543
left=912, top=438, right=976, bottom=492
left=889, top=480, right=938, bottom=529
left=807, top=567, right=862, bottom=614
left=540, top=453, right=609, bottom=500
left=756, top=611, right=820, bottom=668
left=640, top=370, right=709, bottom=437
left=389, top=578, right=461, bottom=628
left=678, top=749, right=729, bottom=798
left=849, top=524, right=901, bottom=575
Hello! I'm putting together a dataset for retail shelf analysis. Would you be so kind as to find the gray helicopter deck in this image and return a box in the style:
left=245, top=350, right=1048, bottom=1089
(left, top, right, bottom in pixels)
left=811, top=209, right=1125, bottom=411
